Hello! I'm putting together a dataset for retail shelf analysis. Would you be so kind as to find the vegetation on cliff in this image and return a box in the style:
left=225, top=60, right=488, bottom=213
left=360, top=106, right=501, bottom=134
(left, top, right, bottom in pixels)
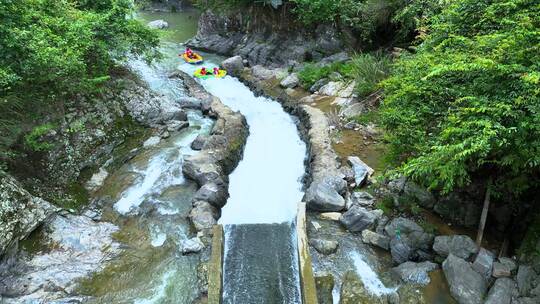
left=0, top=0, right=159, bottom=167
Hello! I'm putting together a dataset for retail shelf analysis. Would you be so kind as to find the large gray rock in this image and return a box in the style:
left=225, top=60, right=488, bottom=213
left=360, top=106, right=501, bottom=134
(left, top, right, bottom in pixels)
left=193, top=182, right=228, bottom=208
left=305, top=180, right=346, bottom=212
left=0, top=214, right=120, bottom=301
left=493, top=258, right=518, bottom=278
left=390, top=237, right=414, bottom=264
left=348, top=191, right=375, bottom=208
left=340, top=103, right=366, bottom=119
left=280, top=73, right=300, bottom=88
left=315, top=273, right=335, bottom=304
left=191, top=134, right=208, bottom=151
left=433, top=235, right=479, bottom=261
left=189, top=201, right=219, bottom=231
left=392, top=261, right=439, bottom=285
left=443, top=254, right=487, bottom=304
left=385, top=217, right=434, bottom=264
left=310, top=78, right=329, bottom=93
left=221, top=56, right=244, bottom=77
left=309, top=238, right=339, bottom=255
left=0, top=172, right=57, bottom=257
left=434, top=193, right=481, bottom=227
left=347, top=156, right=374, bottom=186
left=147, top=19, right=169, bottom=29
left=516, top=265, right=538, bottom=296
left=318, top=52, right=350, bottom=66
left=340, top=205, right=377, bottom=233
left=486, top=278, right=518, bottom=304
left=183, top=153, right=223, bottom=186
left=362, top=230, right=390, bottom=250
left=472, top=248, right=496, bottom=280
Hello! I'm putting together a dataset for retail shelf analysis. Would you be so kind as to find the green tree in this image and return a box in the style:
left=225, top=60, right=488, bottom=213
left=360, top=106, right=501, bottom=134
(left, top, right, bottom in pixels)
left=381, top=0, right=540, bottom=198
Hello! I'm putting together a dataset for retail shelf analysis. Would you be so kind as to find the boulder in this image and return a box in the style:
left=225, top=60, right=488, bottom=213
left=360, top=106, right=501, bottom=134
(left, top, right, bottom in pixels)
left=402, top=182, right=436, bottom=209
left=251, top=65, right=278, bottom=80
left=315, top=273, right=335, bottom=304
left=485, top=278, right=518, bottom=304
left=493, top=258, right=518, bottom=278
left=392, top=261, right=439, bottom=285
left=434, top=193, right=481, bottom=227
left=147, top=19, right=168, bottom=29
left=309, top=238, right=339, bottom=255
left=347, top=156, right=374, bottom=186
left=390, top=237, right=414, bottom=264
left=143, top=136, right=161, bottom=147
left=166, top=120, right=189, bottom=132
left=516, top=265, right=537, bottom=296
left=348, top=191, right=375, bottom=208
left=319, top=81, right=343, bottom=96
left=318, top=52, right=350, bottom=66
left=183, top=153, right=223, bottom=186
left=512, top=297, right=540, bottom=304
left=340, top=103, right=366, bottom=118
left=472, top=248, right=496, bottom=280
left=305, top=180, right=346, bottom=212
left=385, top=218, right=434, bottom=252
left=433, top=235, right=479, bottom=261
left=310, top=78, right=329, bottom=93
left=340, top=205, right=377, bottom=233
left=362, top=230, right=390, bottom=250
left=0, top=172, right=57, bottom=257
left=443, top=254, right=487, bottom=304
left=191, top=134, right=208, bottom=151
left=221, top=56, right=244, bottom=77
left=181, top=237, right=205, bottom=254
left=280, top=73, right=300, bottom=88
left=193, top=182, right=228, bottom=208
left=85, top=167, right=109, bottom=192
left=189, top=201, right=219, bottom=231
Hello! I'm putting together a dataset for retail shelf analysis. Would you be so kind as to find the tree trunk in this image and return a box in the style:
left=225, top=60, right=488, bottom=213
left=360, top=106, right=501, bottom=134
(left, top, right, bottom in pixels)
left=476, top=178, right=492, bottom=247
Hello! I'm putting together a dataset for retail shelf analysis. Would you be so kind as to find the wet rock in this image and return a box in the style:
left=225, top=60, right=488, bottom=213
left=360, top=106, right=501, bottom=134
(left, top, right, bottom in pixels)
left=390, top=237, right=414, bottom=264
left=319, top=81, right=344, bottom=96
left=85, top=167, right=109, bottom=192
left=143, top=136, right=161, bottom=147
left=305, top=180, right=346, bottom=212
left=385, top=217, right=434, bottom=252
left=349, top=191, right=375, bottom=208
left=343, top=121, right=361, bottom=130
left=516, top=265, right=537, bottom=296
left=251, top=65, right=278, bottom=80
left=347, top=156, right=374, bottom=186
left=191, top=134, right=208, bottom=151
left=493, top=258, right=518, bottom=278
left=0, top=214, right=119, bottom=301
left=166, top=120, right=189, bottom=132
left=320, top=212, right=342, bottom=221
left=339, top=271, right=387, bottom=304
left=280, top=73, right=300, bottom=88
left=147, top=19, right=168, bottom=29
left=394, top=284, right=427, bottom=303
left=472, top=248, right=496, bottom=280
left=443, top=254, right=487, bottom=304
left=189, top=201, right=219, bottom=231
left=221, top=55, right=244, bottom=77
left=433, top=235, right=479, bottom=261
left=340, top=205, right=377, bottom=233
left=193, top=182, right=228, bottom=208
left=486, top=278, right=518, bottom=304
left=315, top=273, right=335, bottom=304
left=181, top=237, right=205, bottom=254
left=183, top=153, right=223, bottom=186
left=512, top=297, right=540, bottom=304
left=309, top=238, right=339, bottom=255
left=393, top=261, right=439, bottom=285
left=402, top=182, right=436, bottom=209
left=310, top=78, right=329, bottom=93
left=362, top=230, right=390, bottom=250
left=0, top=172, right=57, bottom=257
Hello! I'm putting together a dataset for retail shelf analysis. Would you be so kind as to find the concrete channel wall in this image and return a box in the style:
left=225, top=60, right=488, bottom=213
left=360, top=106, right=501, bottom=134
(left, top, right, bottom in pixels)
left=208, top=225, right=224, bottom=304
left=297, top=202, right=319, bottom=304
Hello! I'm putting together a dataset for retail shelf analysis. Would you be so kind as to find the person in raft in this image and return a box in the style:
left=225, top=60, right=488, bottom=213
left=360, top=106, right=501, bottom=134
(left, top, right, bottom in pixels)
left=213, top=67, right=219, bottom=75
left=183, top=48, right=196, bottom=59
left=200, top=67, right=208, bottom=75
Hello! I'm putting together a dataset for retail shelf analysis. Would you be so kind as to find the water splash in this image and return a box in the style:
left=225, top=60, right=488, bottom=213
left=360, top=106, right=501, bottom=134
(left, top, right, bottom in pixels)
left=349, top=251, right=397, bottom=296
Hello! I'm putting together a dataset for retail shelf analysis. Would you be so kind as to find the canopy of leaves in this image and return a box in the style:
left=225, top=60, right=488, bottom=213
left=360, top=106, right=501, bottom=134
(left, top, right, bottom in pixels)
left=0, top=0, right=159, bottom=161
left=381, top=0, right=540, bottom=196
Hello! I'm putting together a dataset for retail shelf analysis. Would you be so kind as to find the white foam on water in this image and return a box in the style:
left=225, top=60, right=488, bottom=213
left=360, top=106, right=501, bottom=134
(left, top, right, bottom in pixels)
left=134, top=269, right=175, bottom=304
left=179, top=62, right=306, bottom=224
left=349, top=251, right=397, bottom=297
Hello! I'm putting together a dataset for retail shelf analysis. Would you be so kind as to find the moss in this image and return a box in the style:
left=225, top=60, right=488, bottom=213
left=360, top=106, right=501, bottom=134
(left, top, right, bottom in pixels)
left=375, top=195, right=394, bottom=215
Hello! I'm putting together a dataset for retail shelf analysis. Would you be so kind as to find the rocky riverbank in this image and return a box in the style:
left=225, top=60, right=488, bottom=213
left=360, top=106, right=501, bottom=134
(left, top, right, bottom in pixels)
left=220, top=55, right=540, bottom=304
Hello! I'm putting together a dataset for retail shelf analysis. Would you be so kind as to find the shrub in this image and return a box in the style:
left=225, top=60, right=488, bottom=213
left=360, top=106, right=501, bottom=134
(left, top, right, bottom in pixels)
left=24, top=123, right=56, bottom=152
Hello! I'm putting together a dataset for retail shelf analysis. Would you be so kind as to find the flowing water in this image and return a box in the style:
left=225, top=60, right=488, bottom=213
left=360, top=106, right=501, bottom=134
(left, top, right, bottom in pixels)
left=179, top=50, right=307, bottom=302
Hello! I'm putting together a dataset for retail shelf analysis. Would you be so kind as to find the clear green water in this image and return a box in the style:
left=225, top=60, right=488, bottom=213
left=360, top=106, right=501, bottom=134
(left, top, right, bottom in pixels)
left=138, top=10, right=200, bottom=44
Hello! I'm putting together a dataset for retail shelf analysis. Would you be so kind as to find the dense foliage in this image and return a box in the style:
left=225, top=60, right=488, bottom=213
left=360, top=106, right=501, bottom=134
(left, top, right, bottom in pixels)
left=0, top=0, right=159, bottom=162
left=380, top=0, right=540, bottom=197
